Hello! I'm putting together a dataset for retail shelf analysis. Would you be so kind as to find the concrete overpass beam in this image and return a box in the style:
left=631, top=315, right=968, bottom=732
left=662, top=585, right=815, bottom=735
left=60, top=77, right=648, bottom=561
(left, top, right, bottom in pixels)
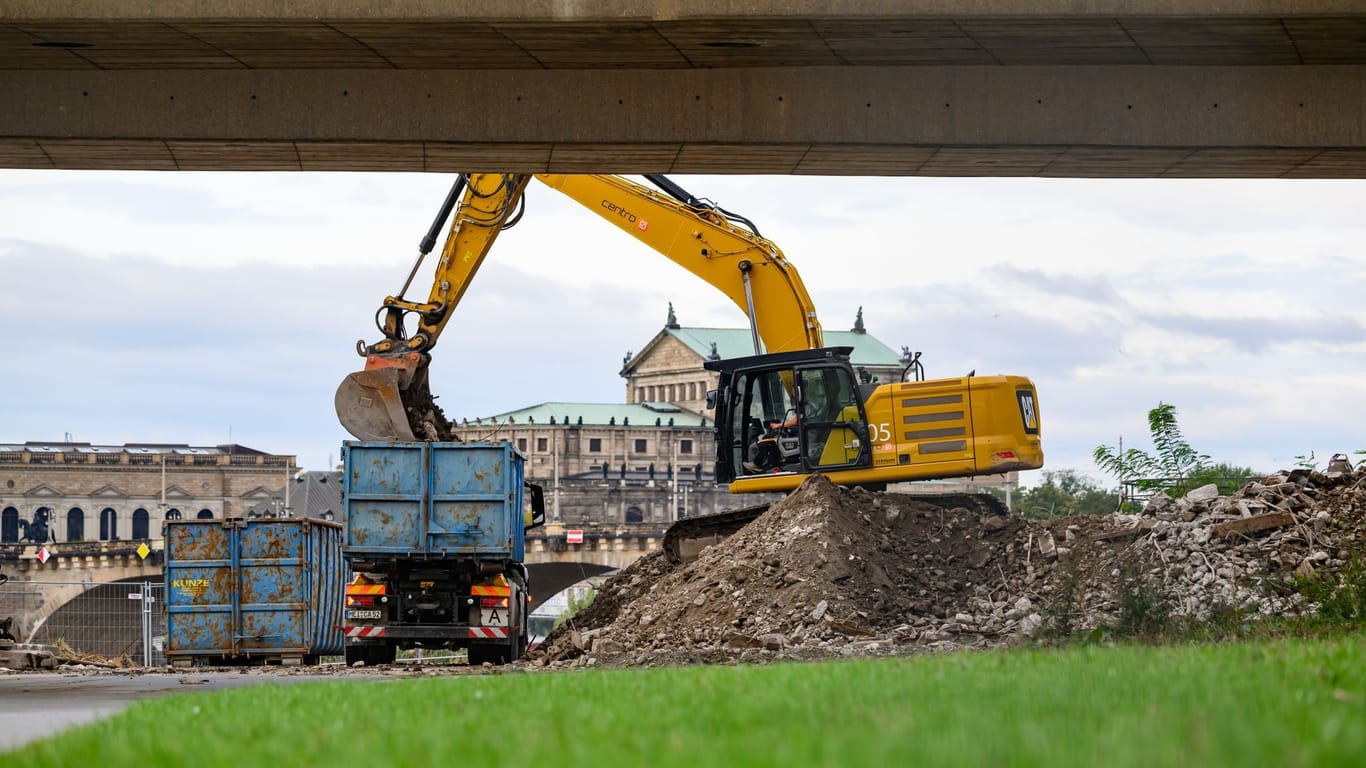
left=2, top=65, right=1363, bottom=176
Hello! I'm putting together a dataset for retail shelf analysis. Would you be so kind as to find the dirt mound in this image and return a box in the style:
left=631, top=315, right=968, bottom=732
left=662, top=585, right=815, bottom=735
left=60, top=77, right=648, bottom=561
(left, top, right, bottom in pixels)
left=532, top=466, right=1366, bottom=668
left=536, top=474, right=1034, bottom=664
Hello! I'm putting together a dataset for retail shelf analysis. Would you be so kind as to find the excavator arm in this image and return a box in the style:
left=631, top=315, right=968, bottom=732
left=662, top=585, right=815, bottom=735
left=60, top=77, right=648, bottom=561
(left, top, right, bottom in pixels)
left=335, top=173, right=530, bottom=441
left=337, top=172, right=824, bottom=442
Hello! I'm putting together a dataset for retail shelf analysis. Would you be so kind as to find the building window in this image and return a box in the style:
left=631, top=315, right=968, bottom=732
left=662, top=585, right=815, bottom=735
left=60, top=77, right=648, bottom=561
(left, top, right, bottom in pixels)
left=197, top=509, right=214, bottom=520
left=625, top=507, right=644, bottom=523
left=132, top=509, right=149, bottom=540
left=517, top=438, right=527, bottom=452
left=1, top=507, right=17, bottom=543
left=589, top=438, right=602, bottom=452
left=166, top=508, right=182, bottom=521
left=537, top=437, right=548, bottom=452
left=634, top=439, right=647, bottom=453
left=680, top=439, right=693, bottom=455
left=67, top=507, right=85, bottom=542
left=99, top=507, right=117, bottom=541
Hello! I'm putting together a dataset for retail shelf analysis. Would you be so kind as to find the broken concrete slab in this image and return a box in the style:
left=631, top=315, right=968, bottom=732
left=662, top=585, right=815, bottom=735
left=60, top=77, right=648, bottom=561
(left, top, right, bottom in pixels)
left=1211, top=511, right=1295, bottom=539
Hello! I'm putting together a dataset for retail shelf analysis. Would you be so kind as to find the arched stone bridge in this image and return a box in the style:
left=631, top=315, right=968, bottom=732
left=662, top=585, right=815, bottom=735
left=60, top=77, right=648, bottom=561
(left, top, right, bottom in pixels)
left=0, top=540, right=164, bottom=645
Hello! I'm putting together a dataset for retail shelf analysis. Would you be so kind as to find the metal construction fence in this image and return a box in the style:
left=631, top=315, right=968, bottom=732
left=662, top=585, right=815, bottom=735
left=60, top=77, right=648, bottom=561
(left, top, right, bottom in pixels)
left=1, top=579, right=166, bottom=667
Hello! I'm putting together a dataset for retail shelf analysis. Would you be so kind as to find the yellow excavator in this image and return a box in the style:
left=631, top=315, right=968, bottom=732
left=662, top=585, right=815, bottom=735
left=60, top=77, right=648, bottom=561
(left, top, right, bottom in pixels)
left=336, top=173, right=1043, bottom=559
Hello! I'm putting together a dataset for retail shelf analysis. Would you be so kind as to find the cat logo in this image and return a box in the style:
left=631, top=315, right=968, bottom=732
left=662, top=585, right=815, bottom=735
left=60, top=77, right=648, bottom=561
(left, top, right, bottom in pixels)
left=1017, top=391, right=1039, bottom=435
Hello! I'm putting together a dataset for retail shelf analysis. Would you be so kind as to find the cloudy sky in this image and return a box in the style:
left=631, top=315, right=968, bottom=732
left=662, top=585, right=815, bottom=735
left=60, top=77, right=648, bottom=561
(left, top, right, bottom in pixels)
left=1, top=169, right=1363, bottom=485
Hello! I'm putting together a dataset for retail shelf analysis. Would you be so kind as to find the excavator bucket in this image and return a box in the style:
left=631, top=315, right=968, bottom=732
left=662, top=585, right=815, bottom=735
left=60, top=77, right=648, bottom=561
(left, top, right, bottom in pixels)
left=335, top=367, right=418, bottom=442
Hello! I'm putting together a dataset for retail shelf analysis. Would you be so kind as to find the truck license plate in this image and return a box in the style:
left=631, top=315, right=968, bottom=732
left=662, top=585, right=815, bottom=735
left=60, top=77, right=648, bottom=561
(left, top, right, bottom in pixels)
left=346, top=609, right=382, bottom=620
left=479, top=608, right=507, bottom=626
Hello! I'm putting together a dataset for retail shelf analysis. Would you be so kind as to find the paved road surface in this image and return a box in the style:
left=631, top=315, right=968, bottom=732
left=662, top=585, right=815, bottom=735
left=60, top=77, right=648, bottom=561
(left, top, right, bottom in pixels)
left=0, top=670, right=368, bottom=751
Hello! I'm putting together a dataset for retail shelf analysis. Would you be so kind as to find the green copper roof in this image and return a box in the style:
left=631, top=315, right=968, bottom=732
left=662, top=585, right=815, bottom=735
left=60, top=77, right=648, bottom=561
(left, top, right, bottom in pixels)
left=455, top=402, right=708, bottom=428
left=668, top=327, right=904, bottom=366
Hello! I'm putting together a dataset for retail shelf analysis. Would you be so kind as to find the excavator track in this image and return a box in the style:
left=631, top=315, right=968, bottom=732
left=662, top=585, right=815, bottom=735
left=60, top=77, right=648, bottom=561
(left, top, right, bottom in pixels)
left=903, top=492, right=1012, bottom=519
left=664, top=503, right=772, bottom=564
left=662, top=491, right=1011, bottom=564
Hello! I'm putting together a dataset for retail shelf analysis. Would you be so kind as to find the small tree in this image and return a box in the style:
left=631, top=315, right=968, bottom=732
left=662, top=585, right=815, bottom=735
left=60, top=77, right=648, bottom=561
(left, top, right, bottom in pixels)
left=1094, top=402, right=1210, bottom=497
left=1017, top=470, right=1121, bottom=518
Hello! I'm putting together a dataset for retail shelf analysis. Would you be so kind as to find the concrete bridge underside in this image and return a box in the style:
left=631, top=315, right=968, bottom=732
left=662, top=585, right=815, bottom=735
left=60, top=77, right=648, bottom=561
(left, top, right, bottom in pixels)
left=2, top=2, right=1365, bottom=177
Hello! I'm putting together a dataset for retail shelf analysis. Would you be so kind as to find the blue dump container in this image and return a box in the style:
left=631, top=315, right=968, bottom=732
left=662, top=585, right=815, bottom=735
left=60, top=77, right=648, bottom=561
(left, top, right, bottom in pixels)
left=164, top=518, right=345, bottom=665
left=344, top=441, right=527, bottom=561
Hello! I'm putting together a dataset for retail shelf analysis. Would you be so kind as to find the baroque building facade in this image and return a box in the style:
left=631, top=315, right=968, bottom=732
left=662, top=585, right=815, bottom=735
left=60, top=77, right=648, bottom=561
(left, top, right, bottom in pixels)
left=0, top=443, right=296, bottom=545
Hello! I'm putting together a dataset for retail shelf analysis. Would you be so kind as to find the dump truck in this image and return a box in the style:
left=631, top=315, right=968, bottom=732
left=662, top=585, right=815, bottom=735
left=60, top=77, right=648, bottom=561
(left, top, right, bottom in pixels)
left=340, top=441, right=545, bottom=666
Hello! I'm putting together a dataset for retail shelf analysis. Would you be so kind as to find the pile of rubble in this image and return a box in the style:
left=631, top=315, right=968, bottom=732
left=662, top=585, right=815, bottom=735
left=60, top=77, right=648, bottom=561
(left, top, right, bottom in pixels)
left=1075, top=463, right=1364, bottom=625
left=534, top=463, right=1365, bottom=668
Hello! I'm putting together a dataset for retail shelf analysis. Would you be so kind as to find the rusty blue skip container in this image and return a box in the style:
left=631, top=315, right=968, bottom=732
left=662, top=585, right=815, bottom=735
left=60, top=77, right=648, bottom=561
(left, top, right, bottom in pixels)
left=344, top=441, right=527, bottom=560
left=164, top=517, right=346, bottom=666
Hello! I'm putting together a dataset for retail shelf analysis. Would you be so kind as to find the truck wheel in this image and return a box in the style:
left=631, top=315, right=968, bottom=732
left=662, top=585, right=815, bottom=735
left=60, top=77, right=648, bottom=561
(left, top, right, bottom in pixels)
left=344, top=645, right=367, bottom=666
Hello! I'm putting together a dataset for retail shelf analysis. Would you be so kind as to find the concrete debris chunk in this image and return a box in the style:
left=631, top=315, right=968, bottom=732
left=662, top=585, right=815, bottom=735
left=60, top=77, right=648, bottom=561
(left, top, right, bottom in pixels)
left=1185, top=484, right=1221, bottom=502
left=809, top=600, right=829, bottom=622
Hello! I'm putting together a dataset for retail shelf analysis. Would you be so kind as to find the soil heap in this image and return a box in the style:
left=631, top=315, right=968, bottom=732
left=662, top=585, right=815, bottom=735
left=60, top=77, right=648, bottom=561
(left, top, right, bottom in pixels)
left=534, top=465, right=1366, bottom=668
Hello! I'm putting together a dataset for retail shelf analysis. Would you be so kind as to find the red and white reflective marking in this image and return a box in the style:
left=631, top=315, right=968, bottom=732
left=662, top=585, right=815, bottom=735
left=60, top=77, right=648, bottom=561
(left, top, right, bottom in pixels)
left=345, top=626, right=386, bottom=638
left=468, top=627, right=509, bottom=639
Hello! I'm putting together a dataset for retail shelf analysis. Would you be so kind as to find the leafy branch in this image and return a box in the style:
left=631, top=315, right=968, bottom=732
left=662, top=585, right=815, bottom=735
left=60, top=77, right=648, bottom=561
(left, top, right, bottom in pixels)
left=1094, top=402, right=1210, bottom=492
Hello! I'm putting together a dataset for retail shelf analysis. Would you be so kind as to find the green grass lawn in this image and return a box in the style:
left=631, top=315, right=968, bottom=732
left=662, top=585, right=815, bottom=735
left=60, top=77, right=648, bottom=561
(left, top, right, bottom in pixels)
left=9, top=637, right=1365, bottom=767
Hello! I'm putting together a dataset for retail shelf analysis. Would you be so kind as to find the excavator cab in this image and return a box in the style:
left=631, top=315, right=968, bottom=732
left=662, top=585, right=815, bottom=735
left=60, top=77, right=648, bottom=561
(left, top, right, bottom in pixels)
left=708, top=347, right=873, bottom=486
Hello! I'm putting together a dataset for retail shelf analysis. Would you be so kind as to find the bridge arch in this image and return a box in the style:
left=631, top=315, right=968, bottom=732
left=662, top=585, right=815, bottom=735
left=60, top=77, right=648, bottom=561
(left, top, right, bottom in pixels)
left=525, top=562, right=617, bottom=613
left=29, top=576, right=164, bottom=666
